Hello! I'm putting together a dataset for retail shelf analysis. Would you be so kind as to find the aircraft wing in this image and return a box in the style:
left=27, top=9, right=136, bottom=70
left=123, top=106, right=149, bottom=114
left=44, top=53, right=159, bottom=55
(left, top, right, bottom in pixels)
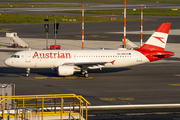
left=63, top=60, right=115, bottom=68
left=63, top=62, right=107, bottom=66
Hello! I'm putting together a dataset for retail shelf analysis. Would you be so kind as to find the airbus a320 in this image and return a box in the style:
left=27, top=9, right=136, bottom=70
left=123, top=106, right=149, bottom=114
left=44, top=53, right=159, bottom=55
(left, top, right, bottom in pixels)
left=4, top=23, right=173, bottom=77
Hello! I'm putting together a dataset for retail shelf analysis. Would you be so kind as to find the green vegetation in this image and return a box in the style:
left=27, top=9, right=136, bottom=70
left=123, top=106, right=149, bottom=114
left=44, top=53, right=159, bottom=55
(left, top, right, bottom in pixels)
left=0, top=2, right=81, bottom=8
left=13, top=0, right=180, bottom=4
left=60, top=8, right=180, bottom=16
left=0, top=14, right=140, bottom=24
left=0, top=8, right=179, bottom=24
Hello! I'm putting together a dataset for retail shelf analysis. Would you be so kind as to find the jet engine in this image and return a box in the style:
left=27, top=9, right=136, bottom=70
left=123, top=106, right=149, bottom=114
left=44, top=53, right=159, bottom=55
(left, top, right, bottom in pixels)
left=58, top=66, right=74, bottom=76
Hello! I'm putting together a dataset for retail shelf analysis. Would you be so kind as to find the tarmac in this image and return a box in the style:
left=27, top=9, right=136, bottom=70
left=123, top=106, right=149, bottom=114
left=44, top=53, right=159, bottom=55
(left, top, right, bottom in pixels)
left=0, top=37, right=180, bottom=67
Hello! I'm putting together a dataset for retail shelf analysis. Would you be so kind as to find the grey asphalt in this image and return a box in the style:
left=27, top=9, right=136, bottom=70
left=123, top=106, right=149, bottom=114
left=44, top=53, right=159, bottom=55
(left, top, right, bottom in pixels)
left=1, top=62, right=180, bottom=106
left=0, top=16, right=180, bottom=43
left=1, top=3, right=180, bottom=11
left=0, top=3, right=180, bottom=119
left=0, top=10, right=180, bottom=106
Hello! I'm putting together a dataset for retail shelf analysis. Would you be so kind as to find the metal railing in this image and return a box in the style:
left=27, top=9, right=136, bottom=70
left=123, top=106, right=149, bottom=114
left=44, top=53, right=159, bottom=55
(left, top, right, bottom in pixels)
left=0, top=94, right=90, bottom=120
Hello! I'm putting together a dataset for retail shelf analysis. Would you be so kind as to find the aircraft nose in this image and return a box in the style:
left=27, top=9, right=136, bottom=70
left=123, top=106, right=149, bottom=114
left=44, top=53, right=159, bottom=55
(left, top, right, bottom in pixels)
left=4, top=58, right=11, bottom=66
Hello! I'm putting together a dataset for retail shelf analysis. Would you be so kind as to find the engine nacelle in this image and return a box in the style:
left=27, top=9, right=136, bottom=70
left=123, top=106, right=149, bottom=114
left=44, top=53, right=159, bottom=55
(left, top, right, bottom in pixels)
left=58, top=66, right=74, bottom=76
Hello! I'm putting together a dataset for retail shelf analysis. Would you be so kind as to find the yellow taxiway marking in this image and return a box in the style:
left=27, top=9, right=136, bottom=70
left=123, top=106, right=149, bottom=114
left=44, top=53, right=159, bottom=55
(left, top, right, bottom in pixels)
left=80, top=77, right=93, bottom=79
left=0, top=28, right=13, bottom=32
left=100, top=98, right=116, bottom=101
left=174, top=74, right=180, bottom=76
left=64, top=77, right=77, bottom=79
left=74, top=35, right=108, bottom=38
left=51, top=77, right=63, bottom=79
left=35, top=77, right=47, bottom=79
left=168, top=84, right=180, bottom=86
left=100, top=97, right=134, bottom=101
left=172, top=9, right=178, bottom=11
left=118, top=98, right=134, bottom=100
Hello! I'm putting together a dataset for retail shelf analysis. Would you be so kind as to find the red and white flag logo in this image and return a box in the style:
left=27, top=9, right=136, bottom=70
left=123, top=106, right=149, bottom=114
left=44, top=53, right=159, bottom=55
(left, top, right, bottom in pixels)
left=153, top=36, right=165, bottom=44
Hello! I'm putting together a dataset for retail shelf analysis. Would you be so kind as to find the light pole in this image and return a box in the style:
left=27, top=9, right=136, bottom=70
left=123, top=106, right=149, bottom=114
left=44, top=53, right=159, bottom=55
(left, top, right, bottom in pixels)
left=54, top=19, right=59, bottom=50
left=44, top=16, right=49, bottom=50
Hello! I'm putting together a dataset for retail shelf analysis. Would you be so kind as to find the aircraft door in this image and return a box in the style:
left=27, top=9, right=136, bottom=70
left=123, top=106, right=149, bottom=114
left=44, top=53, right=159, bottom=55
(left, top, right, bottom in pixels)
left=25, top=52, right=31, bottom=62
left=136, top=52, right=142, bottom=62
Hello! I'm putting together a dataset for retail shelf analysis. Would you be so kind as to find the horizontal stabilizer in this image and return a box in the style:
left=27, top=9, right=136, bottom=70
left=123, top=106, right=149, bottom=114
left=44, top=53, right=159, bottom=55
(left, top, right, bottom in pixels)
left=152, top=51, right=174, bottom=59
left=152, top=54, right=173, bottom=58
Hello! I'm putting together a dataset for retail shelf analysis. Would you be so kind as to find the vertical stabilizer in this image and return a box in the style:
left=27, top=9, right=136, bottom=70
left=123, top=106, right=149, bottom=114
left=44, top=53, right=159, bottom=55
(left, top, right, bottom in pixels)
left=138, top=23, right=171, bottom=51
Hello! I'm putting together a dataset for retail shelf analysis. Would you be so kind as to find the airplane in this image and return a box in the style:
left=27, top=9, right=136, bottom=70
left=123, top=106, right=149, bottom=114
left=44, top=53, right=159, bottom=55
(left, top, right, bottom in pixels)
left=4, top=23, right=173, bottom=77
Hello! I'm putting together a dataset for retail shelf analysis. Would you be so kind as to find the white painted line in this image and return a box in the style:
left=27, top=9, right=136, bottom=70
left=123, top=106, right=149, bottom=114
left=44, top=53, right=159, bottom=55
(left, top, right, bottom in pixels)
left=106, top=29, right=180, bottom=35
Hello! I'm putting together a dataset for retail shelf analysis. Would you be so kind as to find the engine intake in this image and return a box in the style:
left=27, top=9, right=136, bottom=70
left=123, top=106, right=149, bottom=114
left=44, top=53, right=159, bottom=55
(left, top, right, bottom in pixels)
left=58, top=66, right=74, bottom=76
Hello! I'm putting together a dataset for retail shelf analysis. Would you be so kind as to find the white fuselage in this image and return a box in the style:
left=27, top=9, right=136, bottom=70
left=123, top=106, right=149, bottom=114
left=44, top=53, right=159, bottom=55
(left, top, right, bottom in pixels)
left=5, top=49, right=149, bottom=69
left=4, top=23, right=173, bottom=77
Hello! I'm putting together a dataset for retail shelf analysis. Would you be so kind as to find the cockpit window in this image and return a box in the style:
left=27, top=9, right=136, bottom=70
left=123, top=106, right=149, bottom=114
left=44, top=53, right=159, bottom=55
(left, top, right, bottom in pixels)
left=11, top=55, right=20, bottom=58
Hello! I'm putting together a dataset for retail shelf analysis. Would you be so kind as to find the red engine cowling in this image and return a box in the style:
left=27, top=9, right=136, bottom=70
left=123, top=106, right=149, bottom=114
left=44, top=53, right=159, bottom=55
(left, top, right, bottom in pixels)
left=58, top=66, right=74, bottom=76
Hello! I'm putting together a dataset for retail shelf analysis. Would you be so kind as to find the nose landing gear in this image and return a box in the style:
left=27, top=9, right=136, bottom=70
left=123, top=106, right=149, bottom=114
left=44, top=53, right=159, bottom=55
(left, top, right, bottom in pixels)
left=26, top=68, right=30, bottom=77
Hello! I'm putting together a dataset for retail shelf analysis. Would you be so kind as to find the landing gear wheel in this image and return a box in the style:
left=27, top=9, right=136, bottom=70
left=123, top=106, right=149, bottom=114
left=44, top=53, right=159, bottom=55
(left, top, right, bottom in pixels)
left=84, top=73, right=89, bottom=78
left=26, top=74, right=29, bottom=77
left=26, top=68, right=30, bottom=77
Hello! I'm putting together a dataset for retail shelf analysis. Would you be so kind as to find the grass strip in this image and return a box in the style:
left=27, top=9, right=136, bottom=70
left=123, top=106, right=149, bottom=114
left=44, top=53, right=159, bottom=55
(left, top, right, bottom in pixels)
left=12, top=0, right=180, bottom=4
left=0, top=14, right=140, bottom=24
left=0, top=2, right=81, bottom=8
left=59, top=8, right=180, bottom=16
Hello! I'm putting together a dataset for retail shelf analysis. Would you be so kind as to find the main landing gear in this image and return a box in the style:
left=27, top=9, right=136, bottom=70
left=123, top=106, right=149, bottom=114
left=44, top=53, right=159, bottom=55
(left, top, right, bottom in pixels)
left=26, top=68, right=30, bottom=77
left=81, top=70, right=89, bottom=78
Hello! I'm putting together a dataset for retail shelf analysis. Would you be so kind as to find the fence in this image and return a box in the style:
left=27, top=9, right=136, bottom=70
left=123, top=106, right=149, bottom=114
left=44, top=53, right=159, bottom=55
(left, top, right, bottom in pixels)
left=0, top=94, right=90, bottom=120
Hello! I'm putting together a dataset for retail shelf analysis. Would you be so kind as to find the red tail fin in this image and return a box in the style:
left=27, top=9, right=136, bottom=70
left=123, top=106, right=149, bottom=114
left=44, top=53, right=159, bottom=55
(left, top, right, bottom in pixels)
left=138, top=23, right=171, bottom=51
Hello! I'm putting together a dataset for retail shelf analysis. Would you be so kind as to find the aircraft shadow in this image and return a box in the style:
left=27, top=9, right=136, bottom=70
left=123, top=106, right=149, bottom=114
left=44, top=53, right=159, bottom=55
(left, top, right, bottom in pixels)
left=0, top=67, right=131, bottom=77
left=87, top=68, right=131, bottom=73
